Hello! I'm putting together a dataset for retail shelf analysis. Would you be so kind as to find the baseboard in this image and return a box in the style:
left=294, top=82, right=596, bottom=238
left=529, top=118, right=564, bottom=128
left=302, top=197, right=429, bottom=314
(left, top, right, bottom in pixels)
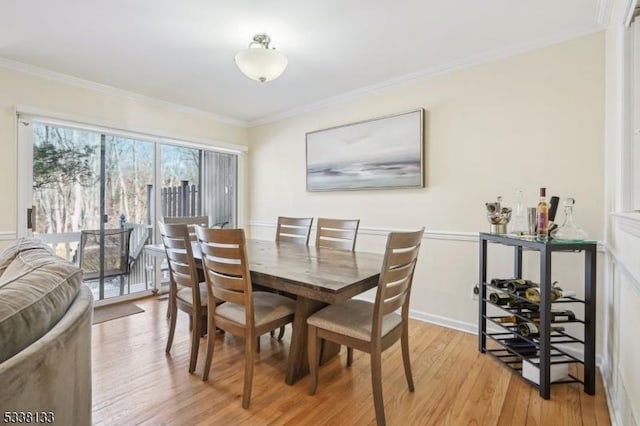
left=598, top=358, right=621, bottom=426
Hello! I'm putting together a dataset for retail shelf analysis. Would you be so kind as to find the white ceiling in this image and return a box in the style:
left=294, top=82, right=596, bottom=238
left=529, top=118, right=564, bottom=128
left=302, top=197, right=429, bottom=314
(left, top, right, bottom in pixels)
left=0, top=1, right=609, bottom=125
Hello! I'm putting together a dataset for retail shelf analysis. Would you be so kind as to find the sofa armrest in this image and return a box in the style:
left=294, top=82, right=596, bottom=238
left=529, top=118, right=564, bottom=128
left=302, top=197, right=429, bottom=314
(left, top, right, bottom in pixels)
left=0, top=285, right=93, bottom=426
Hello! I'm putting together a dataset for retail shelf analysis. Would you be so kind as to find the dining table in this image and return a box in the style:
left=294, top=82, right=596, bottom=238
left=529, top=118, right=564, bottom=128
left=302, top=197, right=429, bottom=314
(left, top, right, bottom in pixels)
left=145, top=239, right=384, bottom=384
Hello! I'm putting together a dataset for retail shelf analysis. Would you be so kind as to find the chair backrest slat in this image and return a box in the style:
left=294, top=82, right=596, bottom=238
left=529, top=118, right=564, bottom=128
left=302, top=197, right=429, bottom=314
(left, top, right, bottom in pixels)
left=196, top=227, right=253, bottom=319
left=373, top=228, right=424, bottom=337
left=158, top=222, right=201, bottom=307
left=276, top=216, right=313, bottom=245
left=315, top=218, right=360, bottom=251
left=163, top=216, right=209, bottom=241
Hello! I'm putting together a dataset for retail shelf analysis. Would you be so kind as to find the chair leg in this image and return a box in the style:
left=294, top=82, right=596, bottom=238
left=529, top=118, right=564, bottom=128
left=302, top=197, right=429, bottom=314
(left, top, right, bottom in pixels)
left=270, top=326, right=285, bottom=340
left=371, top=351, right=386, bottom=426
left=243, top=334, right=255, bottom=408
left=165, top=298, right=177, bottom=354
left=202, top=309, right=216, bottom=381
left=119, top=276, right=125, bottom=296
left=256, top=336, right=260, bottom=353
left=347, top=347, right=354, bottom=367
left=307, top=325, right=320, bottom=395
left=401, top=325, right=415, bottom=392
left=189, top=310, right=201, bottom=374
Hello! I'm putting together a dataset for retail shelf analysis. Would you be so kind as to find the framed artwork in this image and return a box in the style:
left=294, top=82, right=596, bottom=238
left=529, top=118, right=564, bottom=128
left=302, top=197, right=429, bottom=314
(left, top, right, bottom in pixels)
left=306, top=109, right=424, bottom=191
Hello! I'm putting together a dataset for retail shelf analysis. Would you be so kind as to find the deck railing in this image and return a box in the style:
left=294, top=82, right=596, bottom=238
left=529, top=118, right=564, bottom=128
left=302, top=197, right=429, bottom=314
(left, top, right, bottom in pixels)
left=36, top=223, right=152, bottom=300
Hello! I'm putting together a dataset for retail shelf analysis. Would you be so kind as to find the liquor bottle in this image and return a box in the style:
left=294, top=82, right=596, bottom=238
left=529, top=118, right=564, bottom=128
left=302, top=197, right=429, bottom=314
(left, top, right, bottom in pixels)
left=518, top=322, right=565, bottom=338
left=537, top=187, right=549, bottom=241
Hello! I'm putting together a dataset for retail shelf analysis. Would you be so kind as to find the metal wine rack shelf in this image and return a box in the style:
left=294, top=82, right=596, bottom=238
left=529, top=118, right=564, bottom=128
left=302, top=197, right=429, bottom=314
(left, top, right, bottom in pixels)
left=478, top=232, right=597, bottom=399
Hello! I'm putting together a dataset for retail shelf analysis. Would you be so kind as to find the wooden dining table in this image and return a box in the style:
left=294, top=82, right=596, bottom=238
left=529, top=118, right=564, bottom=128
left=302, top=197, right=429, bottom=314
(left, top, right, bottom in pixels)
left=145, top=239, right=384, bottom=384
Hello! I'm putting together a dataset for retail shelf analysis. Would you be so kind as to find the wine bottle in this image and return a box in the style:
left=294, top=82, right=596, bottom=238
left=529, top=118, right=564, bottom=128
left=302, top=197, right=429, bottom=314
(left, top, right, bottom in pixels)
left=490, top=278, right=512, bottom=289
left=489, top=292, right=512, bottom=305
left=495, top=316, right=517, bottom=324
left=550, top=285, right=577, bottom=301
left=525, top=287, right=541, bottom=303
left=518, top=322, right=565, bottom=338
left=550, top=309, right=576, bottom=322
left=537, top=187, right=549, bottom=241
left=508, top=299, right=539, bottom=312
left=506, top=279, right=535, bottom=293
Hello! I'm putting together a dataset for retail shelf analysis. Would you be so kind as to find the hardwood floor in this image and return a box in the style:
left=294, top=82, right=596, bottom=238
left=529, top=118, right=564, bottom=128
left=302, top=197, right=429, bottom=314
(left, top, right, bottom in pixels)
left=92, top=296, right=611, bottom=425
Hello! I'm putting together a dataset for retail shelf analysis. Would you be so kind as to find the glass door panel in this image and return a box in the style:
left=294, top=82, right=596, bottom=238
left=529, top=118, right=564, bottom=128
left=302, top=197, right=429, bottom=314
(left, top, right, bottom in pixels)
left=32, top=122, right=100, bottom=260
left=104, top=135, right=155, bottom=297
left=31, top=123, right=156, bottom=301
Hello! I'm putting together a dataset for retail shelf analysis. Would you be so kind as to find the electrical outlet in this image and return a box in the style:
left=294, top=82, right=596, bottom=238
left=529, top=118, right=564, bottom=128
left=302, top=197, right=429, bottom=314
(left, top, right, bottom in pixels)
left=472, top=284, right=479, bottom=301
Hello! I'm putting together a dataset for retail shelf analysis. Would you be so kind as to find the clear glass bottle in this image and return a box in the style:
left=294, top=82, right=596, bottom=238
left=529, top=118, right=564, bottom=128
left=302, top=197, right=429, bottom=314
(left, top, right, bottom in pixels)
left=550, top=198, right=588, bottom=240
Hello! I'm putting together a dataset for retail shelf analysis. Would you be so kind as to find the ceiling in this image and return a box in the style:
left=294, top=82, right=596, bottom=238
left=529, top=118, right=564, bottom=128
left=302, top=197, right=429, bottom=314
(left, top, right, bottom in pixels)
left=0, top=1, right=609, bottom=125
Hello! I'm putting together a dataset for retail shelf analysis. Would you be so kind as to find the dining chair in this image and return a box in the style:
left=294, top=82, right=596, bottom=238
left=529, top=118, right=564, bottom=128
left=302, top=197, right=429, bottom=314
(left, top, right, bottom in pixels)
left=196, top=226, right=296, bottom=409
left=315, top=218, right=360, bottom=251
left=161, top=216, right=222, bottom=320
left=158, top=222, right=208, bottom=374
left=162, top=215, right=209, bottom=241
left=307, top=228, right=425, bottom=426
left=275, top=216, right=314, bottom=245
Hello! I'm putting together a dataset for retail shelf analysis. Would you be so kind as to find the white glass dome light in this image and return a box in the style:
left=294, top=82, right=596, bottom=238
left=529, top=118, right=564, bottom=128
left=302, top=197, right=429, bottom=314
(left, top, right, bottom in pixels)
left=235, top=34, right=288, bottom=83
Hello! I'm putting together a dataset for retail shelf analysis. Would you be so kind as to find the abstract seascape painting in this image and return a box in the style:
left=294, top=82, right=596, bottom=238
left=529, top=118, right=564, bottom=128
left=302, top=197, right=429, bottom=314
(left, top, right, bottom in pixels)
left=306, top=109, right=424, bottom=191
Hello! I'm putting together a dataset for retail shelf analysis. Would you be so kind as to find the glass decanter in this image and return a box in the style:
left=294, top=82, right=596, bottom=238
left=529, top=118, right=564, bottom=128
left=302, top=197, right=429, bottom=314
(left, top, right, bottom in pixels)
left=550, top=197, right=588, bottom=240
left=508, top=190, right=527, bottom=235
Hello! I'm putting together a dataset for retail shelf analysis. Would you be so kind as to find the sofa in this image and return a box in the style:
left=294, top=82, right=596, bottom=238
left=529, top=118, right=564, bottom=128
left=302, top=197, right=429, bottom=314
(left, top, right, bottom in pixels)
left=0, top=238, right=92, bottom=425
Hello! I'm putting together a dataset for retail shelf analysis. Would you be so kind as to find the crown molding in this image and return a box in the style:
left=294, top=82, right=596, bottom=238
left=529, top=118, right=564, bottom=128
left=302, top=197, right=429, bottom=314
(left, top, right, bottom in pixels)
left=596, top=0, right=614, bottom=26
left=249, top=25, right=607, bottom=127
left=0, top=57, right=248, bottom=128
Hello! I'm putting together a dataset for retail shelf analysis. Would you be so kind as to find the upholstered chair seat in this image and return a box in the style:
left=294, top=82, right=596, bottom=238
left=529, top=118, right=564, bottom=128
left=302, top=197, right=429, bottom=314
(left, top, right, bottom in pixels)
left=177, top=283, right=208, bottom=307
left=306, top=299, right=402, bottom=342
left=215, top=291, right=295, bottom=326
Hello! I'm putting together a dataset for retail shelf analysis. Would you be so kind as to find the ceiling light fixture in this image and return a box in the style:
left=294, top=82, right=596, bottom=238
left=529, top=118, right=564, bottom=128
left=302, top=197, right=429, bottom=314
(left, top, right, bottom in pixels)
left=234, top=33, right=288, bottom=83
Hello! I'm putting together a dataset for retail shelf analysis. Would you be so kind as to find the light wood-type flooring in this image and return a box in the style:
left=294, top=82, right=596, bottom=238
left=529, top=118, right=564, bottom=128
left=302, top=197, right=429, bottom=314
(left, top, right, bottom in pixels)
left=92, top=296, right=611, bottom=425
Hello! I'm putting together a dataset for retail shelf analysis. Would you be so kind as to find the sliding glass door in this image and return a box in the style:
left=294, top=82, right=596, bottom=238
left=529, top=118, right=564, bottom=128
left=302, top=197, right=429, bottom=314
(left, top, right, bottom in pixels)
left=20, top=116, right=239, bottom=302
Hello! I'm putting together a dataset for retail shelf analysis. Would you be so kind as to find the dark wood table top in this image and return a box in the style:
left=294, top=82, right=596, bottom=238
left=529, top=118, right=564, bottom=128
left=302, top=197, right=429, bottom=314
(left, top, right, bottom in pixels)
left=246, top=239, right=383, bottom=304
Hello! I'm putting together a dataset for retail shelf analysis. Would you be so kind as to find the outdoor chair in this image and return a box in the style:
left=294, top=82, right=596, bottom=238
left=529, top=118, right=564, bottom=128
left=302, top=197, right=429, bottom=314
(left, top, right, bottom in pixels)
left=77, top=227, right=133, bottom=296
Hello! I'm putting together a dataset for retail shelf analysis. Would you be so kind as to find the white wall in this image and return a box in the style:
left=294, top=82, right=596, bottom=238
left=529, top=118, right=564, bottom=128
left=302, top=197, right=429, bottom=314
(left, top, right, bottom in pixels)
left=603, top=0, right=640, bottom=423
left=0, top=66, right=249, bottom=246
left=248, top=32, right=605, bottom=337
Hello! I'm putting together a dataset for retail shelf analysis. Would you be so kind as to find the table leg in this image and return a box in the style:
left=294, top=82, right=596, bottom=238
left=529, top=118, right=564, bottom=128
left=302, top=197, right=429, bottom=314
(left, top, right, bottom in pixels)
left=285, top=296, right=340, bottom=385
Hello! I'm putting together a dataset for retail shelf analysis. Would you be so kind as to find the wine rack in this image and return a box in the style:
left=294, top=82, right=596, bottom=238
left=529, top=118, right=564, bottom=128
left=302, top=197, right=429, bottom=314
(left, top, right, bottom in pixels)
left=478, top=232, right=597, bottom=399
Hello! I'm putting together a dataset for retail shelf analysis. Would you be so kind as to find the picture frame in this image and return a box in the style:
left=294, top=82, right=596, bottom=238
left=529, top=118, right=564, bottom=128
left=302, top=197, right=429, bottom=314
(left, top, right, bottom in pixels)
left=305, top=109, right=424, bottom=191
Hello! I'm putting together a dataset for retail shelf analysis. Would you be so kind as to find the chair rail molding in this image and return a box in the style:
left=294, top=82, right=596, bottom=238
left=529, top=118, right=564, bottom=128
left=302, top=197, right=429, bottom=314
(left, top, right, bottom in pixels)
left=0, top=231, right=17, bottom=241
left=249, top=220, right=478, bottom=242
left=248, top=220, right=605, bottom=248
